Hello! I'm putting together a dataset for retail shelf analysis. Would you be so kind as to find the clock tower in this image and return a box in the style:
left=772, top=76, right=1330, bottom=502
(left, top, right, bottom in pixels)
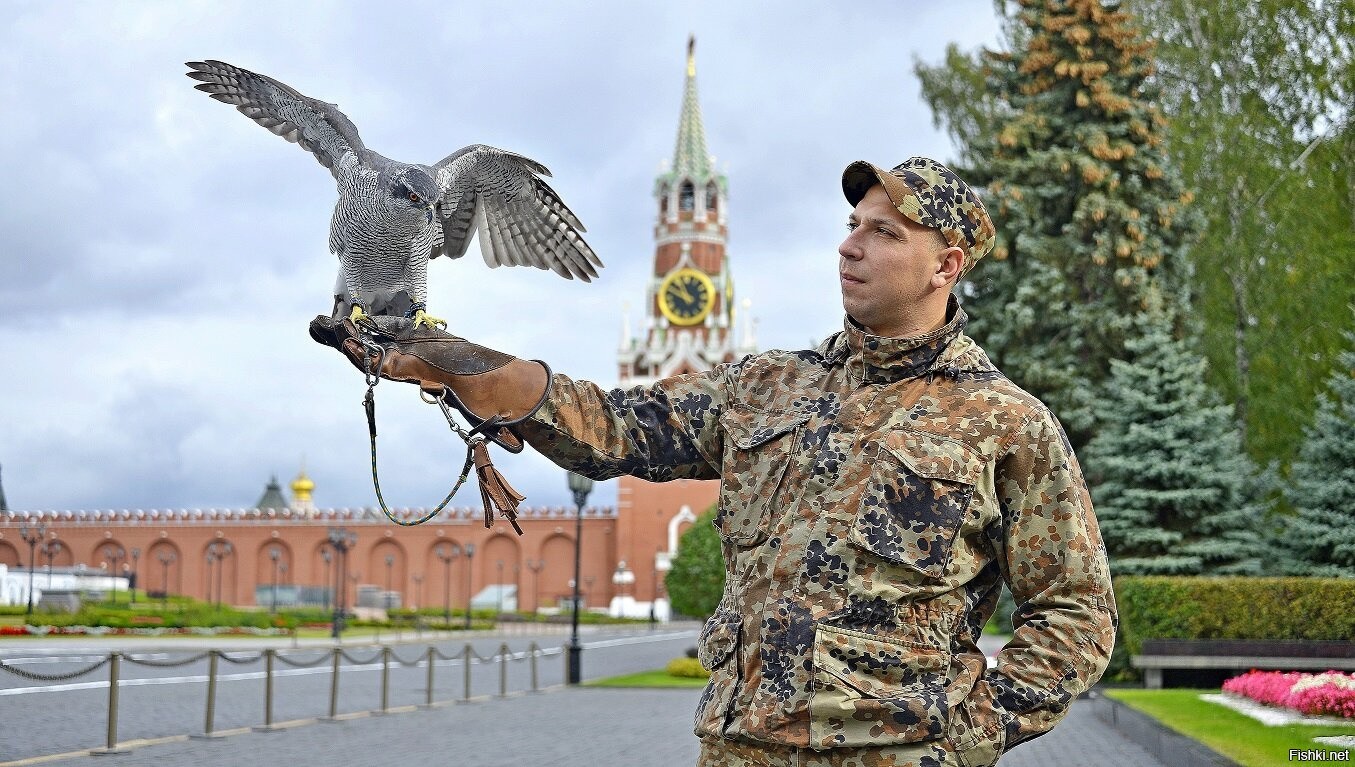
left=614, top=37, right=756, bottom=619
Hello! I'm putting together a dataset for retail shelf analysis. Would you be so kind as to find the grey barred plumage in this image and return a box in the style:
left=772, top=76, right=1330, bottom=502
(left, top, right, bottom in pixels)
left=186, top=59, right=603, bottom=328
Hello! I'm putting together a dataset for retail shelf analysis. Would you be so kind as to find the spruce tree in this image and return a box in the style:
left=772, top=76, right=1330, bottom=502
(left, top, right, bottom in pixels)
left=1083, top=300, right=1264, bottom=575
left=918, top=0, right=1200, bottom=451
left=1283, top=325, right=1355, bottom=577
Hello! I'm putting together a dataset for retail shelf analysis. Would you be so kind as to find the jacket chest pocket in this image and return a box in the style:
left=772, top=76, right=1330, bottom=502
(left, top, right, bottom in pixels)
left=715, top=407, right=810, bottom=545
left=849, top=429, right=983, bottom=579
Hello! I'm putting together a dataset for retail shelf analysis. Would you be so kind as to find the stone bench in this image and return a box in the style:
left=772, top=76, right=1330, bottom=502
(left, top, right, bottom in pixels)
left=1132, top=639, right=1355, bottom=689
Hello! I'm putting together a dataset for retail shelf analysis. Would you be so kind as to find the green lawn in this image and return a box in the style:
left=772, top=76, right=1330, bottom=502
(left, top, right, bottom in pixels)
left=1105, top=688, right=1355, bottom=767
left=585, top=669, right=709, bottom=688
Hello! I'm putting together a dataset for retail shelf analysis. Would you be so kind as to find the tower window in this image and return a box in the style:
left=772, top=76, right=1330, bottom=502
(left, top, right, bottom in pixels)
left=679, top=182, right=694, bottom=212
left=706, top=182, right=718, bottom=211
left=659, top=183, right=669, bottom=215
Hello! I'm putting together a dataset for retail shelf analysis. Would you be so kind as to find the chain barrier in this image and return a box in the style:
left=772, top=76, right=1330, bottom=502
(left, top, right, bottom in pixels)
left=389, top=647, right=425, bottom=667
left=274, top=650, right=334, bottom=669
left=0, top=655, right=111, bottom=682
left=6, top=636, right=584, bottom=758
left=339, top=648, right=383, bottom=665
left=124, top=651, right=212, bottom=668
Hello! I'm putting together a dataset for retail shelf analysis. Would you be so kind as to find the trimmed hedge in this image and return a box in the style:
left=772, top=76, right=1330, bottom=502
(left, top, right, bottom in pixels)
left=665, top=657, right=711, bottom=679
left=1110, top=576, right=1355, bottom=680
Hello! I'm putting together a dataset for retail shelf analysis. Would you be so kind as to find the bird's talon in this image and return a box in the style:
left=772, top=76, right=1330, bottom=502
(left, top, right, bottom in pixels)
left=411, top=310, right=447, bottom=331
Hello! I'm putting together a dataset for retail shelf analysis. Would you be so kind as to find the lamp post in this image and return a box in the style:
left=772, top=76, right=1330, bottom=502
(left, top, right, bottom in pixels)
left=566, top=471, right=594, bottom=684
left=326, top=528, right=357, bottom=640
left=463, top=544, right=475, bottom=630
left=279, top=563, right=288, bottom=608
left=206, top=541, right=232, bottom=608
left=42, top=541, right=58, bottom=593
left=129, top=548, right=140, bottom=604
left=525, top=559, right=545, bottom=614
left=434, top=544, right=460, bottom=626
left=103, top=545, right=125, bottom=604
left=18, top=522, right=46, bottom=616
left=158, top=551, right=175, bottom=608
left=495, top=560, right=504, bottom=614
left=321, top=548, right=332, bottom=610
left=205, top=550, right=215, bottom=604
left=269, top=546, right=282, bottom=614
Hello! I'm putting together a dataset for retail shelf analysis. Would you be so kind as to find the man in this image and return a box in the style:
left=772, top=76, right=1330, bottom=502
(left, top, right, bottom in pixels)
left=312, top=157, right=1117, bottom=767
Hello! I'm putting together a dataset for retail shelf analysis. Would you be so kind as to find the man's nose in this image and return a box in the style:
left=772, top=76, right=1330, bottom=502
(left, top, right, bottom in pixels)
left=839, top=232, right=862, bottom=261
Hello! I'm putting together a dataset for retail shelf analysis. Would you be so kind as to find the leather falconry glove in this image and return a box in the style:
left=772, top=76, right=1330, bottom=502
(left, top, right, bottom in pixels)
left=309, top=314, right=552, bottom=532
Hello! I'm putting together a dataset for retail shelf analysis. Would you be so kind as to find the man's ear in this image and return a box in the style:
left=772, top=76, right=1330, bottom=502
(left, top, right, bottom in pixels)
left=933, top=246, right=965, bottom=288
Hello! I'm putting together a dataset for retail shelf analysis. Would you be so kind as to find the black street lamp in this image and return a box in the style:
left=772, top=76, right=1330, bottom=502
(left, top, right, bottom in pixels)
left=41, top=541, right=58, bottom=596
left=102, top=545, right=125, bottom=604
left=18, top=522, right=46, bottom=617
left=269, top=546, right=282, bottom=614
left=321, top=547, right=332, bottom=611
left=495, top=560, right=504, bottom=614
left=206, top=541, right=232, bottom=608
left=566, top=471, right=594, bottom=685
left=129, top=548, right=140, bottom=604
left=384, top=553, right=395, bottom=615
left=525, top=559, right=545, bottom=614
left=434, top=543, right=461, bottom=626
left=463, top=544, right=475, bottom=630
left=158, top=551, right=175, bottom=608
left=326, top=528, right=357, bottom=640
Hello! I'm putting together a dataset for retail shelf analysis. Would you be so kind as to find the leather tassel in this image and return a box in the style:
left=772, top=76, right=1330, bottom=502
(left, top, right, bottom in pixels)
left=473, top=442, right=526, bottom=535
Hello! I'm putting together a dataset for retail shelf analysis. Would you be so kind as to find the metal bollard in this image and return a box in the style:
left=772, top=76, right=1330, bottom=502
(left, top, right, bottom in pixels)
left=327, top=647, right=341, bottom=720
left=462, top=643, right=472, bottom=701
left=264, top=649, right=275, bottom=727
left=204, top=651, right=219, bottom=736
left=380, top=646, right=391, bottom=713
left=424, top=646, right=435, bottom=707
left=499, top=643, right=509, bottom=697
left=529, top=642, right=539, bottom=692
left=91, top=651, right=126, bottom=754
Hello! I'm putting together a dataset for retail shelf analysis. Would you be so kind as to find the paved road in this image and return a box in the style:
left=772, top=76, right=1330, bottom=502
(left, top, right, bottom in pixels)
left=0, top=625, right=698, bottom=764
left=15, top=687, right=1167, bottom=767
left=1, top=626, right=1170, bottom=766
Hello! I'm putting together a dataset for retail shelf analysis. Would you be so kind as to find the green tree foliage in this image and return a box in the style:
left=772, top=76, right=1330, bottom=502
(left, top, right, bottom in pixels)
left=1083, top=299, right=1265, bottom=575
left=1283, top=324, right=1355, bottom=576
left=666, top=506, right=723, bottom=619
left=917, top=0, right=1199, bottom=451
left=1119, top=0, right=1355, bottom=465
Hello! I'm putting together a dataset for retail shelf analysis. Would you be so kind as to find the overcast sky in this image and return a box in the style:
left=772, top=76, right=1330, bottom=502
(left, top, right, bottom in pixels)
left=0, top=1, right=1004, bottom=514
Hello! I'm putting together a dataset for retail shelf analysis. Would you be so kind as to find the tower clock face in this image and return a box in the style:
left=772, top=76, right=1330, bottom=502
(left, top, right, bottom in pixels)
left=658, top=268, right=716, bottom=326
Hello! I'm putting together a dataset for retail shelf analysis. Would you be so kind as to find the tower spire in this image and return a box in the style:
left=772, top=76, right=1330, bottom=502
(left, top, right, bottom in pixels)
left=672, top=35, right=712, bottom=180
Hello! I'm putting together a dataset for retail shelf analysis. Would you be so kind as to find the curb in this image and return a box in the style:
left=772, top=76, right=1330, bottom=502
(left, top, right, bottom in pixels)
left=1088, top=689, right=1239, bottom=767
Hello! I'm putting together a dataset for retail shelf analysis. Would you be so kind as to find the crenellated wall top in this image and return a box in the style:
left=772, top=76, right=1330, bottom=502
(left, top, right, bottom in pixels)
left=0, top=505, right=617, bottom=526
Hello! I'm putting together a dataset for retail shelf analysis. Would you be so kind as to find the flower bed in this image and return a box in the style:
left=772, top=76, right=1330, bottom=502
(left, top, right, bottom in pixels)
left=0, top=624, right=292, bottom=637
left=1223, top=670, right=1355, bottom=719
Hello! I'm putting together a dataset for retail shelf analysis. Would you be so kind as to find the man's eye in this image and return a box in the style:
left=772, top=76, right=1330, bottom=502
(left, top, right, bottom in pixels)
left=845, top=221, right=858, bottom=232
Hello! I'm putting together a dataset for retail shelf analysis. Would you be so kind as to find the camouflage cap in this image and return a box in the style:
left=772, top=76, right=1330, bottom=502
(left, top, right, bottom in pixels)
left=841, top=157, right=996, bottom=276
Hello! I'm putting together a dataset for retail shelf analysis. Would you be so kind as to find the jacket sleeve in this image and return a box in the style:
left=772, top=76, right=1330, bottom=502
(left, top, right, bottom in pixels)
left=512, top=364, right=736, bottom=483
left=953, top=406, right=1118, bottom=763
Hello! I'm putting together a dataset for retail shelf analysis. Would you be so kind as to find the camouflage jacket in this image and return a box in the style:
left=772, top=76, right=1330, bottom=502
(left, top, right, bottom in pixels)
left=517, top=301, right=1116, bottom=766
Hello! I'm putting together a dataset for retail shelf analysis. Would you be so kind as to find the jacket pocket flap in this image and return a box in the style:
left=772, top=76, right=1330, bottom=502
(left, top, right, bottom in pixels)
left=698, top=610, right=742, bottom=671
left=719, top=407, right=811, bottom=451
left=881, top=429, right=984, bottom=485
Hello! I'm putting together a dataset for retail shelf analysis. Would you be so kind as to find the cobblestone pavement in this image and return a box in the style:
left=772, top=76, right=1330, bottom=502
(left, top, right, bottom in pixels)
left=28, top=687, right=1167, bottom=767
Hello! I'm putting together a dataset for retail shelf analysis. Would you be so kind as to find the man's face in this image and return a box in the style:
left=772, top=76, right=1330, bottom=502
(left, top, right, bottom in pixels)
left=838, top=184, right=953, bottom=338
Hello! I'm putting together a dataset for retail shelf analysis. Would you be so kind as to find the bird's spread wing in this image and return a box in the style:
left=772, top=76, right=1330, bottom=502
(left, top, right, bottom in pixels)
left=186, top=60, right=365, bottom=180
left=432, top=145, right=603, bottom=282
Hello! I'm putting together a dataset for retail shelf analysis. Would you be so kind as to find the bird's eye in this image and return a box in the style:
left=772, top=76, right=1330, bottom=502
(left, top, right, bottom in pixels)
left=408, top=192, right=421, bottom=203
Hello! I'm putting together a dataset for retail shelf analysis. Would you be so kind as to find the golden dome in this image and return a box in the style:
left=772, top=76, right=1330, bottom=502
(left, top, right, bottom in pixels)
left=290, top=470, right=315, bottom=500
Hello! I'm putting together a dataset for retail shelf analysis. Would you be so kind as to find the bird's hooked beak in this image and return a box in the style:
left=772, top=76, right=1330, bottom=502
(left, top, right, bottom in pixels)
left=425, top=206, right=434, bottom=224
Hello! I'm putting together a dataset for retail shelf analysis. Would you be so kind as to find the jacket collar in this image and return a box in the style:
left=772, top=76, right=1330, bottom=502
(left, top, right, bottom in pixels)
left=825, top=295, right=969, bottom=385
